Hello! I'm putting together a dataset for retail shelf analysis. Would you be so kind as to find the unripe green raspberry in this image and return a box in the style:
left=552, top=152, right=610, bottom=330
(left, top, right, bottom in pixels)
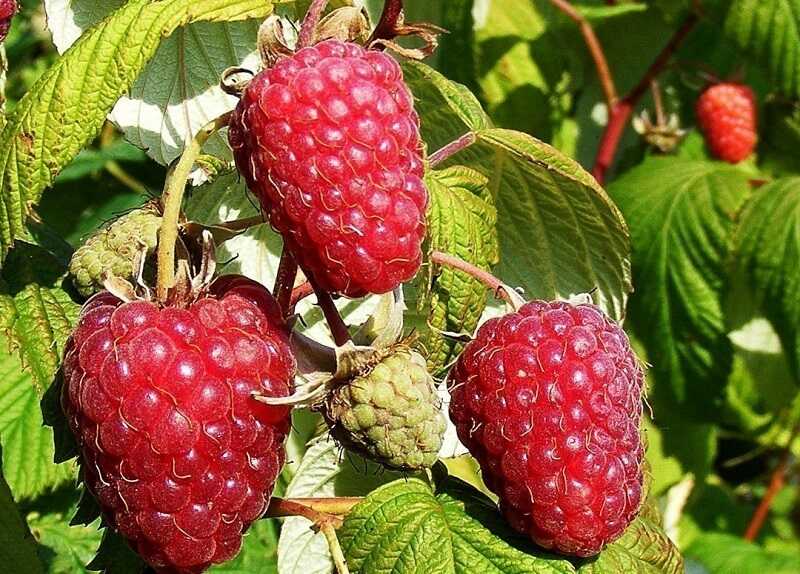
left=69, top=206, right=161, bottom=297
left=323, top=347, right=446, bottom=471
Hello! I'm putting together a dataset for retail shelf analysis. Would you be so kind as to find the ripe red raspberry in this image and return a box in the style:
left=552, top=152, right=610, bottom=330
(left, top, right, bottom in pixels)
left=0, top=0, right=17, bottom=42
left=696, top=82, right=757, bottom=163
left=447, top=300, right=645, bottom=557
left=228, top=39, right=427, bottom=297
left=61, top=276, right=295, bottom=573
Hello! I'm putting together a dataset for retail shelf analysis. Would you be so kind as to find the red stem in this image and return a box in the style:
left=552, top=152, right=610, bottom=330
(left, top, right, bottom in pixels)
left=368, top=0, right=404, bottom=44
left=290, top=281, right=314, bottom=307
left=310, top=280, right=351, bottom=346
left=429, top=132, right=476, bottom=167
left=274, top=248, right=298, bottom=316
left=743, top=424, right=799, bottom=541
left=592, top=14, right=698, bottom=184
left=549, top=0, right=618, bottom=109
left=431, top=251, right=523, bottom=309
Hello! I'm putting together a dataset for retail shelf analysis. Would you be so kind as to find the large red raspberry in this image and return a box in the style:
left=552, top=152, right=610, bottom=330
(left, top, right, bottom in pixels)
left=696, top=82, right=757, bottom=163
left=0, top=0, right=17, bottom=42
left=229, top=39, right=427, bottom=297
left=61, top=276, right=295, bottom=573
left=447, top=300, right=645, bottom=557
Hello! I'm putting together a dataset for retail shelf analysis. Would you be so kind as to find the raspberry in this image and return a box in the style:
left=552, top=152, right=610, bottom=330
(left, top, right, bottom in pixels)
left=447, top=300, right=645, bottom=557
left=0, top=0, right=17, bottom=42
left=322, top=347, right=445, bottom=470
left=61, top=276, right=295, bottom=572
left=69, top=206, right=162, bottom=297
left=696, top=82, right=757, bottom=163
left=229, top=39, right=428, bottom=297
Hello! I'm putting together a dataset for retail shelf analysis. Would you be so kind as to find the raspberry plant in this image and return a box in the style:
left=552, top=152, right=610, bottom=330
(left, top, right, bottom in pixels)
left=1, top=1, right=799, bottom=573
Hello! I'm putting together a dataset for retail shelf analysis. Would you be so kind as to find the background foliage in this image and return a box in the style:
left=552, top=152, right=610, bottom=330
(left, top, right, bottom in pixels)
left=1, top=0, right=799, bottom=573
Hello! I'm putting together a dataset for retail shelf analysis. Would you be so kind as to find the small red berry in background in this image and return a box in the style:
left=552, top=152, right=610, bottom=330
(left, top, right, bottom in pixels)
left=61, top=278, right=295, bottom=572
left=229, top=39, right=428, bottom=298
left=0, top=0, right=17, bottom=43
left=447, top=300, right=645, bottom=557
left=696, top=82, right=758, bottom=164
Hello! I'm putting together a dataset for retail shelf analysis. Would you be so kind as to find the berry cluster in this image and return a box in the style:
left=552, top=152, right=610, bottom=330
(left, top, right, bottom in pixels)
left=448, top=300, right=645, bottom=556
left=229, top=39, right=427, bottom=297
left=62, top=279, right=294, bottom=572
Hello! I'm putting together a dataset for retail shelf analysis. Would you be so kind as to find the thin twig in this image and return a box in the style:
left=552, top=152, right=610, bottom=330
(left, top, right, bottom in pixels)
left=368, top=0, right=404, bottom=44
left=592, top=14, right=698, bottom=183
left=650, top=80, right=666, bottom=127
left=297, top=0, right=329, bottom=49
left=290, top=281, right=314, bottom=307
left=321, top=522, right=351, bottom=574
left=429, top=132, right=476, bottom=167
left=311, top=279, right=351, bottom=346
left=744, top=424, right=800, bottom=541
left=156, top=112, right=231, bottom=301
left=274, top=248, right=298, bottom=315
left=431, top=251, right=525, bottom=310
left=548, top=0, right=618, bottom=109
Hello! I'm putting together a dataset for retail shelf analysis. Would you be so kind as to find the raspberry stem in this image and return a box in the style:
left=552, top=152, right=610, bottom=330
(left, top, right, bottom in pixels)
left=311, top=279, right=352, bottom=346
left=429, top=132, right=476, bottom=167
left=274, top=248, right=298, bottom=315
left=743, top=423, right=800, bottom=541
left=290, top=281, right=314, bottom=307
left=156, top=112, right=231, bottom=301
left=430, top=250, right=525, bottom=310
left=297, top=0, right=329, bottom=49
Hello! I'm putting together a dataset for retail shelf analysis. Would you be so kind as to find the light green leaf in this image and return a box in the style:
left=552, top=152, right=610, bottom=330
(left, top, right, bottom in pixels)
left=402, top=61, right=490, bottom=154
left=686, top=533, right=800, bottom=574
left=0, top=447, right=43, bottom=574
left=28, top=513, right=102, bottom=574
left=644, top=417, right=716, bottom=497
left=423, top=166, right=498, bottom=373
left=475, top=128, right=632, bottom=320
left=0, top=346, right=76, bottom=499
left=609, top=157, right=750, bottom=420
left=576, top=4, right=649, bottom=20
left=721, top=0, right=800, bottom=97
left=339, top=477, right=576, bottom=574
left=0, top=0, right=274, bottom=263
left=733, top=178, right=800, bottom=380
left=0, top=242, right=80, bottom=393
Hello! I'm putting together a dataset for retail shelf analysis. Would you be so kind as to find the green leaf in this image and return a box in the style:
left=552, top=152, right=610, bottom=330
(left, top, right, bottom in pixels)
left=575, top=4, right=649, bottom=20
left=686, top=533, right=800, bottom=574
left=608, top=157, right=750, bottom=420
left=0, top=447, right=43, bottom=574
left=0, top=345, right=76, bottom=499
left=339, top=477, right=575, bottom=574
left=733, top=178, right=800, bottom=380
left=720, top=0, right=800, bottom=97
left=644, top=417, right=716, bottom=497
left=0, top=0, right=274, bottom=264
left=474, top=128, right=632, bottom=320
left=0, top=242, right=80, bottom=393
left=28, top=513, right=102, bottom=574
left=576, top=511, right=683, bottom=574
left=402, top=61, right=490, bottom=154
left=423, top=166, right=498, bottom=372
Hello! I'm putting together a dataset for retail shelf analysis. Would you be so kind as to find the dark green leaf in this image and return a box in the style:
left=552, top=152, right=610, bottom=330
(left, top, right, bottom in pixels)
left=0, top=446, right=43, bottom=574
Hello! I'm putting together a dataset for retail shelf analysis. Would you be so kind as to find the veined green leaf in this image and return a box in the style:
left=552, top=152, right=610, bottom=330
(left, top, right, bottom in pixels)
left=28, top=513, right=102, bottom=574
left=609, top=157, right=750, bottom=420
left=0, top=242, right=80, bottom=393
left=0, top=0, right=274, bottom=263
left=721, top=0, right=800, bottom=97
left=733, top=178, right=800, bottom=381
left=424, top=166, right=498, bottom=373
